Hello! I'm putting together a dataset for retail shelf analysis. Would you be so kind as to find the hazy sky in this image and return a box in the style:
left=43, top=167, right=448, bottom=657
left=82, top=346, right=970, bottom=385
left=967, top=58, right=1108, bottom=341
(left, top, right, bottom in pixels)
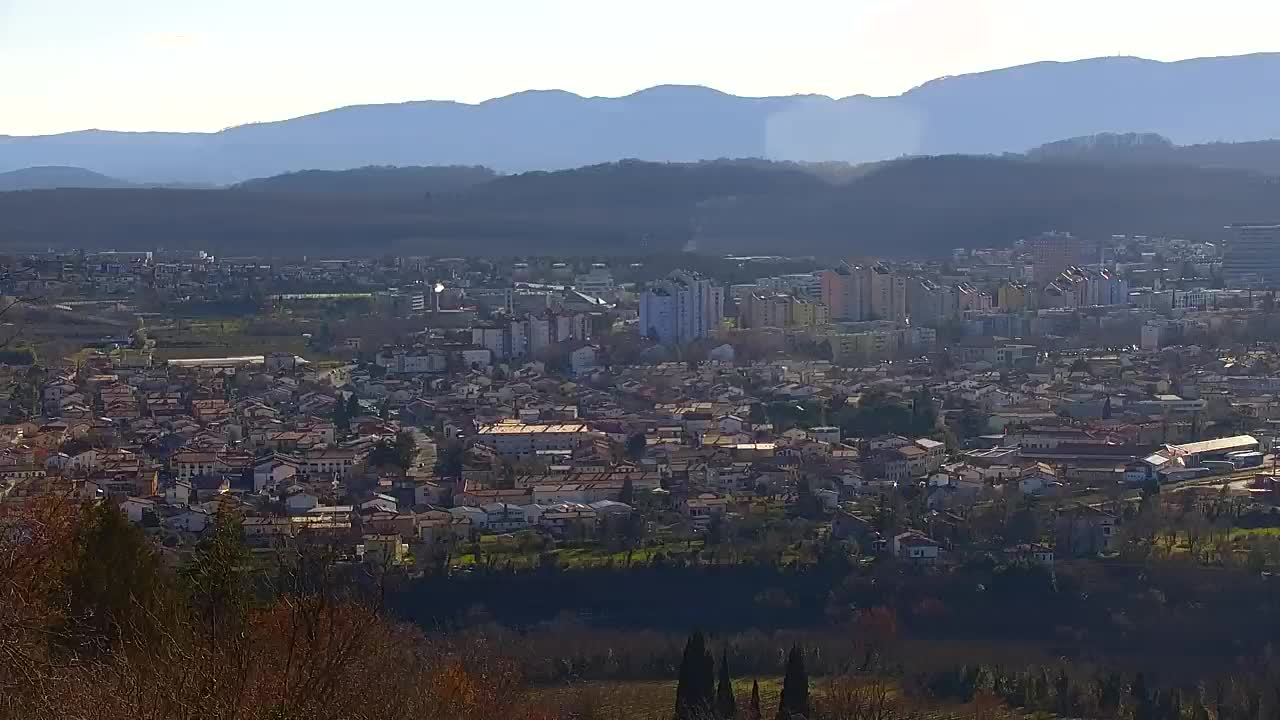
left=3, top=0, right=1278, bottom=136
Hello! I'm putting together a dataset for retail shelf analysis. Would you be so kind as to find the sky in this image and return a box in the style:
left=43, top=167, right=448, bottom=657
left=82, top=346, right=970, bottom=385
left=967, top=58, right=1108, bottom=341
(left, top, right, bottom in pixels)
left=3, top=0, right=1279, bottom=136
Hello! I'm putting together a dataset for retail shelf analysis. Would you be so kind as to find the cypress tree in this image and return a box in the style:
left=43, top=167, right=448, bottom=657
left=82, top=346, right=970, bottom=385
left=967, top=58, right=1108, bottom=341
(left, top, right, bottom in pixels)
left=716, top=649, right=737, bottom=719
left=748, top=680, right=762, bottom=720
left=1132, top=673, right=1153, bottom=720
left=776, top=645, right=810, bottom=720
left=675, top=631, right=716, bottom=720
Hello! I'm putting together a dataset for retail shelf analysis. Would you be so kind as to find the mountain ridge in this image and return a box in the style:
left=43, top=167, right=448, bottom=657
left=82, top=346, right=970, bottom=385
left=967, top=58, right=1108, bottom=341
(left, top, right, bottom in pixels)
left=5, top=53, right=1280, bottom=184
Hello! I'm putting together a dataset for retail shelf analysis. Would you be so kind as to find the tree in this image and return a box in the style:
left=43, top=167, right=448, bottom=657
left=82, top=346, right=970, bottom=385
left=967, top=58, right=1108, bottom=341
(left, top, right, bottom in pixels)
left=748, top=680, right=763, bottom=720
left=334, top=397, right=351, bottom=435
left=910, top=386, right=939, bottom=435
left=1131, top=673, right=1153, bottom=720
left=675, top=630, right=716, bottom=720
left=620, top=476, right=636, bottom=505
left=346, top=393, right=362, bottom=420
left=626, top=432, right=647, bottom=461
left=182, top=511, right=251, bottom=642
left=62, top=501, right=169, bottom=655
left=716, top=649, right=737, bottom=719
left=776, top=645, right=809, bottom=720
left=793, top=480, right=820, bottom=519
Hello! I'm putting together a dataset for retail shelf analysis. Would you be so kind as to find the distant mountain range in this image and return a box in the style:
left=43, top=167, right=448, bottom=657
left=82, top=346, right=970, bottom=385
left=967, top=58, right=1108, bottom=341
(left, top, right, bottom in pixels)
left=3, top=154, right=1278, bottom=257
left=0, top=166, right=133, bottom=191
left=232, top=165, right=497, bottom=195
left=4, top=53, right=1280, bottom=184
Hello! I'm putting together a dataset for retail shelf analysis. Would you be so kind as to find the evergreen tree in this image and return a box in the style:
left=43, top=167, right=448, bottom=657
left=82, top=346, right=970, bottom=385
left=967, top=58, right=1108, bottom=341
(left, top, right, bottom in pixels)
left=1054, top=668, right=1072, bottom=715
left=626, top=432, right=648, bottom=461
left=346, top=393, right=361, bottom=420
left=1132, top=673, right=1154, bottom=720
left=776, top=645, right=810, bottom=720
left=182, top=511, right=251, bottom=641
left=334, top=397, right=350, bottom=435
left=675, top=631, right=716, bottom=720
left=620, top=475, right=636, bottom=505
left=748, top=680, right=762, bottom=720
left=716, top=649, right=737, bottom=719
left=62, top=501, right=169, bottom=654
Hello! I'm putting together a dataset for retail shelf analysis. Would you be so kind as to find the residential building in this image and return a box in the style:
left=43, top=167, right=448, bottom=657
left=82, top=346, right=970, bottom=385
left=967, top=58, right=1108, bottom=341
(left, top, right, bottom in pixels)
left=1223, top=223, right=1280, bottom=288
left=476, top=420, right=596, bottom=459
left=639, top=270, right=724, bottom=345
left=1032, top=232, right=1082, bottom=285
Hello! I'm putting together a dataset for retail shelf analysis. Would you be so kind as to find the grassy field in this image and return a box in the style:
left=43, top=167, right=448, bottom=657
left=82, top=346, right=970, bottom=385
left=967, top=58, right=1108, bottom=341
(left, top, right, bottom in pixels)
left=530, top=677, right=782, bottom=720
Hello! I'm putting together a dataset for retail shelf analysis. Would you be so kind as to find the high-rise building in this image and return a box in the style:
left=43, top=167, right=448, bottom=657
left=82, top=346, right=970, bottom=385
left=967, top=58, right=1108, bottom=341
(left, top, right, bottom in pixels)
left=869, top=265, right=907, bottom=322
left=820, top=264, right=872, bottom=321
left=740, top=292, right=793, bottom=329
left=741, top=292, right=830, bottom=329
left=997, top=283, right=1030, bottom=312
left=1032, top=232, right=1083, bottom=285
left=639, top=270, right=724, bottom=345
left=1223, top=223, right=1280, bottom=288
left=907, top=279, right=949, bottom=326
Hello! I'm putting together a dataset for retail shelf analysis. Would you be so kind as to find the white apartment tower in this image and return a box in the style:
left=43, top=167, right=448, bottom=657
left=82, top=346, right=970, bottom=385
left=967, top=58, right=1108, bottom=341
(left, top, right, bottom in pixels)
left=639, top=270, right=724, bottom=345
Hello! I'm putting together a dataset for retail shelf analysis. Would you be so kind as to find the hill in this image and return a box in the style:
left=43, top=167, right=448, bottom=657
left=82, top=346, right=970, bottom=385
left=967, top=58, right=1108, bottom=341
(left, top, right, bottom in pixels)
left=1, top=156, right=1277, bottom=257
left=233, top=165, right=497, bottom=195
left=1027, top=133, right=1280, bottom=175
left=0, top=166, right=132, bottom=191
left=4, top=53, right=1280, bottom=183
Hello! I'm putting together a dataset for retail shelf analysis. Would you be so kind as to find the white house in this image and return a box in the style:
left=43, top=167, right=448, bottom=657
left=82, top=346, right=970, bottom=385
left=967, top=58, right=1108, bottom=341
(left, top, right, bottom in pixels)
left=285, top=491, right=320, bottom=515
left=120, top=497, right=157, bottom=524
left=890, top=531, right=941, bottom=564
left=166, top=479, right=194, bottom=507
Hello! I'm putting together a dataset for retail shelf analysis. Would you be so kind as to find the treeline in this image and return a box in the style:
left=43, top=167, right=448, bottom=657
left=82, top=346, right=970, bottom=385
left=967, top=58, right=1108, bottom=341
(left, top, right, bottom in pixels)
left=918, top=663, right=1280, bottom=720
left=5, top=154, right=1280, bottom=256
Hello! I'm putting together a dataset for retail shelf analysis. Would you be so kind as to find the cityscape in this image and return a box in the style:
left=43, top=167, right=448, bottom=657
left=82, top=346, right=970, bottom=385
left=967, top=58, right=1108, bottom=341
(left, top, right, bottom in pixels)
left=4, top=221, right=1280, bottom=717
left=7, top=4, right=1280, bottom=718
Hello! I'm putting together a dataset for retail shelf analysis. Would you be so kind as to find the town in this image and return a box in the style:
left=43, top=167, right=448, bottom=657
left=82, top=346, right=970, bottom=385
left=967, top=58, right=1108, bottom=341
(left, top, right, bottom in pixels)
left=3, top=226, right=1280, bottom=576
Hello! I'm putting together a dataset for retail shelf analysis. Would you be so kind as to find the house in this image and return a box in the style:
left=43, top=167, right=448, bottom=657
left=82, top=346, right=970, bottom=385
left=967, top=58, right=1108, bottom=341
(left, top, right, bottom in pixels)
left=914, top=438, right=946, bottom=473
left=168, top=508, right=212, bottom=534
left=1004, top=543, right=1055, bottom=567
left=832, top=509, right=876, bottom=544
left=242, top=516, right=295, bottom=543
left=120, top=497, right=158, bottom=524
left=683, top=493, right=729, bottom=529
left=1055, top=505, right=1117, bottom=556
left=285, top=491, right=320, bottom=515
left=538, top=506, right=597, bottom=537
left=360, top=493, right=398, bottom=514
left=810, top=426, right=841, bottom=444
left=166, top=479, right=194, bottom=507
left=360, top=534, right=408, bottom=566
left=415, top=510, right=460, bottom=546
left=569, top=345, right=599, bottom=375
left=301, top=448, right=356, bottom=479
left=253, top=454, right=301, bottom=493
left=890, top=530, right=941, bottom=565
left=481, top=502, right=529, bottom=532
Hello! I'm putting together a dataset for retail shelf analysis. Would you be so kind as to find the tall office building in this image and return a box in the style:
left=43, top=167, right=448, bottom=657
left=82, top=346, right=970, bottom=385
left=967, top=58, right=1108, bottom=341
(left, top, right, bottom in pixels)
left=1223, top=223, right=1280, bottom=288
left=639, top=270, right=724, bottom=345
left=1032, top=232, right=1083, bottom=285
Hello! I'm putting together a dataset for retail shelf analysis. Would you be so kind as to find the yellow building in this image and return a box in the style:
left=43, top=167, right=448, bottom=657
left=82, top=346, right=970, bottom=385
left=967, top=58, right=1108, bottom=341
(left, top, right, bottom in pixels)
left=998, top=283, right=1030, bottom=311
